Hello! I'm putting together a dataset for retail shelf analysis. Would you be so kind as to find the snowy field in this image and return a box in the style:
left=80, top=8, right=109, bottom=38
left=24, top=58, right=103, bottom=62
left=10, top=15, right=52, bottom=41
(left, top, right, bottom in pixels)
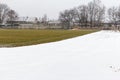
left=0, top=30, right=120, bottom=80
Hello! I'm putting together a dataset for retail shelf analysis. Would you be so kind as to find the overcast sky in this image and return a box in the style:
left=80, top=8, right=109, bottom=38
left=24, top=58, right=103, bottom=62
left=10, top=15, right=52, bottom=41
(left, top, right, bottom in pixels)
left=1, top=0, right=120, bottom=19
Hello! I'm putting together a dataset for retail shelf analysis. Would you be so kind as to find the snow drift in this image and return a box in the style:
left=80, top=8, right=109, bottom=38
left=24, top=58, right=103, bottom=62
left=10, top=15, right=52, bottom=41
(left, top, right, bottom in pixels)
left=0, top=30, right=120, bottom=80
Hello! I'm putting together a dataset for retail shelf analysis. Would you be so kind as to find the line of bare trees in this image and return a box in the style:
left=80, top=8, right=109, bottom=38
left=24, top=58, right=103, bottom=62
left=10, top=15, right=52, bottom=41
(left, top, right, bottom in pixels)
left=59, top=0, right=105, bottom=29
left=59, top=0, right=120, bottom=29
left=0, top=3, right=18, bottom=25
left=1, top=0, right=120, bottom=30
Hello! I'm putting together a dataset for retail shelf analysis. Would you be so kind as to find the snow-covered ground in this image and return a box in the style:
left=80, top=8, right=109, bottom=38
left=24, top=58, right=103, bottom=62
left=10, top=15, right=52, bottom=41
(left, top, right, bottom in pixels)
left=0, top=30, right=120, bottom=80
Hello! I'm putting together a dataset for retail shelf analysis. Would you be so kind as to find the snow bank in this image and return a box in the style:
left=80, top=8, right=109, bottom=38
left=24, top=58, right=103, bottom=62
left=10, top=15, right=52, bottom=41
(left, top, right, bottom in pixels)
left=0, top=30, right=120, bottom=80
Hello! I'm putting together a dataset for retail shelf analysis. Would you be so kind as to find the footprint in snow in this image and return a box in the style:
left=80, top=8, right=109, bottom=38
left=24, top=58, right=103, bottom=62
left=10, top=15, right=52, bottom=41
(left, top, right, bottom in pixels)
left=109, top=66, right=120, bottom=72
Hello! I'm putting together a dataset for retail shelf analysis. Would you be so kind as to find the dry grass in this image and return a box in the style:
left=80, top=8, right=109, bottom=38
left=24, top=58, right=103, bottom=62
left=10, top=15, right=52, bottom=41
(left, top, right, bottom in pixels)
left=0, top=29, right=98, bottom=47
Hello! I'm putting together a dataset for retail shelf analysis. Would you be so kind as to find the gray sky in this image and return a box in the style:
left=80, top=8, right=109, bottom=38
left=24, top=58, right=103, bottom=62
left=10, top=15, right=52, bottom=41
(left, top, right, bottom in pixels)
left=1, top=0, right=120, bottom=19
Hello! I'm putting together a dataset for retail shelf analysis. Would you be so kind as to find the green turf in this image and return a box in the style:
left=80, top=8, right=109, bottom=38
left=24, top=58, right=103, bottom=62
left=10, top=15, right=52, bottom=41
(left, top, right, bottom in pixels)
left=0, top=29, right=98, bottom=47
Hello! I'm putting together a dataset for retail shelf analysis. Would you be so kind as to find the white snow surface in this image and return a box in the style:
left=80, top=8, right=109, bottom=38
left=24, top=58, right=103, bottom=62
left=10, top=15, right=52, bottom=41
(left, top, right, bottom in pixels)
left=0, top=30, right=120, bottom=80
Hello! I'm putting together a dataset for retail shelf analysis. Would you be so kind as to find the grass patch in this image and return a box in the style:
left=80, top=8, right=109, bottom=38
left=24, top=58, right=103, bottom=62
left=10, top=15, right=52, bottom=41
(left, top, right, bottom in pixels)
left=0, top=29, right=98, bottom=47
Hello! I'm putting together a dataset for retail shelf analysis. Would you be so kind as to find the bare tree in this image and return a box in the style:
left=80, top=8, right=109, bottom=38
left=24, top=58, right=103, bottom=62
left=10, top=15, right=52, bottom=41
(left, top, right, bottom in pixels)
left=117, top=6, right=120, bottom=21
left=75, top=5, right=88, bottom=27
left=0, top=3, right=10, bottom=24
left=59, top=9, right=75, bottom=29
left=7, top=10, right=18, bottom=25
left=108, top=7, right=118, bottom=27
left=41, top=14, right=48, bottom=25
left=87, top=1, right=94, bottom=27
left=59, top=10, right=69, bottom=29
left=95, top=5, right=105, bottom=27
left=88, top=0, right=105, bottom=27
left=68, top=9, right=77, bottom=28
left=34, top=17, right=40, bottom=24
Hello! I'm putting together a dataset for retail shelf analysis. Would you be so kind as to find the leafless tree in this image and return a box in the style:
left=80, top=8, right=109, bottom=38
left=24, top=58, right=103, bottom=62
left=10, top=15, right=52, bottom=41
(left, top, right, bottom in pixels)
left=95, top=5, right=105, bottom=27
left=117, top=6, right=120, bottom=30
left=34, top=17, right=40, bottom=24
left=7, top=10, right=18, bottom=25
left=117, top=6, right=120, bottom=21
left=87, top=1, right=94, bottom=27
left=0, top=3, right=10, bottom=24
left=41, top=14, right=48, bottom=25
left=108, top=7, right=118, bottom=27
left=75, top=5, right=88, bottom=27
left=59, top=9, right=76, bottom=29
left=88, top=0, right=105, bottom=27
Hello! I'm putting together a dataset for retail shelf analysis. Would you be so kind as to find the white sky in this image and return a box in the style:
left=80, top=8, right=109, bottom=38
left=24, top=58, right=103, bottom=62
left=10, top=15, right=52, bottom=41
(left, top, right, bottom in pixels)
left=1, top=0, right=120, bottom=19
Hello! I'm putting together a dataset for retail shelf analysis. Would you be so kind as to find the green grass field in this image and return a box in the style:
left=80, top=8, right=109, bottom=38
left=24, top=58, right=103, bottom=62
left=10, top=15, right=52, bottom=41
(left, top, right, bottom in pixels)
left=0, top=29, right=98, bottom=47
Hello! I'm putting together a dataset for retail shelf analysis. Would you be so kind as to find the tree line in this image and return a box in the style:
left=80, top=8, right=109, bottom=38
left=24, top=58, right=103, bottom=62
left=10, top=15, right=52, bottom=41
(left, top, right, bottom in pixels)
left=59, top=0, right=120, bottom=29
left=1, top=0, right=120, bottom=29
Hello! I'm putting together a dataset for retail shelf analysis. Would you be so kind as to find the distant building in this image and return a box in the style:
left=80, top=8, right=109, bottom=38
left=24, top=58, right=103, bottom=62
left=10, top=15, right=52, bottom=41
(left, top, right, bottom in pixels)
left=48, top=20, right=61, bottom=26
